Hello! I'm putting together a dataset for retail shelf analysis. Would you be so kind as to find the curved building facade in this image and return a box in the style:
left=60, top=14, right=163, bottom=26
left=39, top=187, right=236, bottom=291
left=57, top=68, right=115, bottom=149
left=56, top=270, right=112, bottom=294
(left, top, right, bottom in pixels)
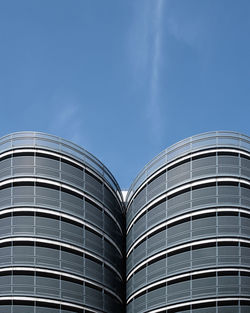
left=0, top=132, right=124, bottom=313
left=126, top=132, right=250, bottom=313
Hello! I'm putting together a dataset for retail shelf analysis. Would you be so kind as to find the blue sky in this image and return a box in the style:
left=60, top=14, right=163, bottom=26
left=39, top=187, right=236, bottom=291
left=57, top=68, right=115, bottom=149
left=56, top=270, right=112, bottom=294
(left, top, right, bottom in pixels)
left=0, top=0, right=250, bottom=189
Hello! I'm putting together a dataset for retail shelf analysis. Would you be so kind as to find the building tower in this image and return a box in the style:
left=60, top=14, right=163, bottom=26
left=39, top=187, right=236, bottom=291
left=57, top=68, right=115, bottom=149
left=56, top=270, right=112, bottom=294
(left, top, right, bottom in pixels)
left=126, top=131, right=250, bottom=313
left=0, top=132, right=124, bottom=313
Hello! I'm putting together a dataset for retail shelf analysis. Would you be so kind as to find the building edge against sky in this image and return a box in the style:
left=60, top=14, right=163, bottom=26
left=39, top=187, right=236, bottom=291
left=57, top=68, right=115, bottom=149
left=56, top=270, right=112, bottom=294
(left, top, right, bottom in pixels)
left=126, top=131, right=250, bottom=313
left=0, top=132, right=125, bottom=313
left=0, top=131, right=249, bottom=313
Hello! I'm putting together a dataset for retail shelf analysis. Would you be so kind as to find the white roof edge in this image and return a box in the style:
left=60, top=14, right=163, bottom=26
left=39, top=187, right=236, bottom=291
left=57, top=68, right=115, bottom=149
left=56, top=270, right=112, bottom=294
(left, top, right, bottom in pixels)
left=121, top=190, right=128, bottom=202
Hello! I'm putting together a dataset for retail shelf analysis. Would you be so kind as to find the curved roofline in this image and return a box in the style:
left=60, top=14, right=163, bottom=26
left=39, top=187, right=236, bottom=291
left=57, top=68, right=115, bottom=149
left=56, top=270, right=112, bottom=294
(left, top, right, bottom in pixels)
left=0, top=131, right=123, bottom=202
left=126, top=131, right=250, bottom=202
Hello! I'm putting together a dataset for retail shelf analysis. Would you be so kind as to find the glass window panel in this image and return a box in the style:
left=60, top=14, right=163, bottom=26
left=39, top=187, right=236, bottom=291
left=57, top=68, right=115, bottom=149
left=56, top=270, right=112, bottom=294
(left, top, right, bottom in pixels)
left=0, top=187, right=11, bottom=201
left=192, top=245, right=216, bottom=267
left=0, top=214, right=11, bottom=233
left=61, top=249, right=83, bottom=267
left=36, top=185, right=59, bottom=199
left=192, top=186, right=216, bottom=199
left=36, top=156, right=59, bottom=169
left=13, top=213, right=34, bottom=226
left=192, top=275, right=216, bottom=289
left=61, top=190, right=82, bottom=207
left=192, top=167, right=216, bottom=178
left=13, top=167, right=34, bottom=175
left=61, top=219, right=82, bottom=235
left=133, top=266, right=146, bottom=289
left=168, top=219, right=190, bottom=241
left=13, top=184, right=34, bottom=196
left=241, top=186, right=250, bottom=198
left=147, top=285, right=166, bottom=308
left=13, top=155, right=34, bottom=166
left=133, top=214, right=146, bottom=239
left=86, top=256, right=103, bottom=281
left=37, top=307, right=59, bottom=313
left=218, top=305, right=239, bottom=313
left=218, top=245, right=239, bottom=256
left=242, top=215, right=250, bottom=228
left=241, top=156, right=250, bottom=168
left=36, top=274, right=60, bottom=288
left=147, top=172, right=166, bottom=200
left=0, top=168, right=11, bottom=179
left=13, top=244, right=34, bottom=256
left=36, top=245, right=59, bottom=259
left=168, top=162, right=190, bottom=178
left=36, top=214, right=59, bottom=228
left=0, top=304, right=11, bottom=313
left=168, top=190, right=190, bottom=208
left=133, top=241, right=146, bottom=264
left=13, top=304, right=34, bottom=313
left=0, top=274, right=11, bottom=285
left=218, top=155, right=239, bottom=166
left=218, top=274, right=239, bottom=286
left=86, top=200, right=103, bottom=226
left=13, top=273, right=34, bottom=285
left=147, top=201, right=166, bottom=228
left=147, top=230, right=166, bottom=254
left=218, top=185, right=239, bottom=196
left=133, top=187, right=146, bottom=213
left=147, top=257, right=166, bottom=283
left=85, top=284, right=103, bottom=307
left=36, top=167, right=59, bottom=178
left=0, top=157, right=11, bottom=171
left=85, top=172, right=103, bottom=196
left=168, top=250, right=190, bottom=266
left=133, top=293, right=146, bottom=312
left=192, top=155, right=216, bottom=169
left=85, top=228, right=103, bottom=253
left=61, top=161, right=82, bottom=177
left=218, top=214, right=239, bottom=226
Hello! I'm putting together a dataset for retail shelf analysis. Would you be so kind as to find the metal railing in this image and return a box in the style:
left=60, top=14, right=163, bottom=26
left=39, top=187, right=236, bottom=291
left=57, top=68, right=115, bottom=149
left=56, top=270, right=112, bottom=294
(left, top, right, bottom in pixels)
left=0, top=132, right=122, bottom=199
left=126, top=131, right=250, bottom=202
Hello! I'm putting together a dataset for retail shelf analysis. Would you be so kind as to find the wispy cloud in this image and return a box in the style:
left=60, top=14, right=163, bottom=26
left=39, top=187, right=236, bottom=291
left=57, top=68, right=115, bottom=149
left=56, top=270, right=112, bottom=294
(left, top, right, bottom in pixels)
left=128, top=1, right=151, bottom=81
left=129, top=0, right=165, bottom=143
left=167, top=14, right=200, bottom=48
left=147, top=0, right=164, bottom=142
left=47, top=92, right=84, bottom=146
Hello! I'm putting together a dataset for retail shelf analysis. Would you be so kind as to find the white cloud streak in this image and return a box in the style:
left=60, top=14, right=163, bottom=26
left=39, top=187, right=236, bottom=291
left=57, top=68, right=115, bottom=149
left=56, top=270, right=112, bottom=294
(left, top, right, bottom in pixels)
left=47, top=92, right=84, bottom=146
left=148, top=0, right=165, bottom=142
left=129, top=0, right=165, bottom=143
left=167, top=14, right=200, bottom=48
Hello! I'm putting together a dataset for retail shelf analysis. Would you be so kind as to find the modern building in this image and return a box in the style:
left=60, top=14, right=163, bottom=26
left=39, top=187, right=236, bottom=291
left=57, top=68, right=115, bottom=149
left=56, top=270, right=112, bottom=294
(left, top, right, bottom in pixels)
left=0, top=132, right=125, bottom=313
left=126, top=131, right=250, bottom=313
left=0, top=131, right=250, bottom=313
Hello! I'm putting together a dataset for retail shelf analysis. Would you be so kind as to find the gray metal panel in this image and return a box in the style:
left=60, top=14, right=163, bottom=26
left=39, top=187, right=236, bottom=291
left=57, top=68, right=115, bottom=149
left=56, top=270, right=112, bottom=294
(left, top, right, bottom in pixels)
left=0, top=133, right=124, bottom=313
left=127, top=133, right=250, bottom=313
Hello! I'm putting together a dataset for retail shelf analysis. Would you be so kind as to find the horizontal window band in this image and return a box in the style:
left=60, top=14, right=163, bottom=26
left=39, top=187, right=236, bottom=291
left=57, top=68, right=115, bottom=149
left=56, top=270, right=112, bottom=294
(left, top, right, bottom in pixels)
left=127, top=267, right=250, bottom=303
left=0, top=176, right=123, bottom=235
left=0, top=296, right=102, bottom=313
left=126, top=237, right=250, bottom=281
left=0, top=266, right=122, bottom=303
left=0, top=206, right=122, bottom=257
left=0, top=147, right=123, bottom=207
left=127, top=176, right=250, bottom=234
left=0, top=236, right=122, bottom=281
left=145, top=297, right=250, bottom=313
left=127, top=207, right=250, bottom=256
left=126, top=147, right=250, bottom=207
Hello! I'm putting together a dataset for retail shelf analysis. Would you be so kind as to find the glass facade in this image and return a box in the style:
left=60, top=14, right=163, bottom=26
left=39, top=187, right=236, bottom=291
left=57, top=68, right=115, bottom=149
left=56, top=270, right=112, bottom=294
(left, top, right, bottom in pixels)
left=126, top=132, right=250, bottom=313
left=0, top=131, right=250, bottom=312
left=0, top=132, right=124, bottom=313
